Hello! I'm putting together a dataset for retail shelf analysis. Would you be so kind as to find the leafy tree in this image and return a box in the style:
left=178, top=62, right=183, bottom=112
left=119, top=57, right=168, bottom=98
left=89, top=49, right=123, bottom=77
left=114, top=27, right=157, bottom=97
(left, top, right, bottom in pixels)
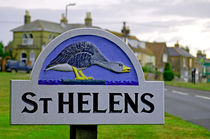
left=0, top=41, right=12, bottom=58
left=185, top=46, right=190, bottom=52
left=3, top=51, right=10, bottom=58
left=7, top=41, right=13, bottom=58
left=180, top=46, right=190, bottom=52
left=142, top=63, right=155, bottom=73
left=0, top=41, right=3, bottom=57
left=7, top=41, right=13, bottom=46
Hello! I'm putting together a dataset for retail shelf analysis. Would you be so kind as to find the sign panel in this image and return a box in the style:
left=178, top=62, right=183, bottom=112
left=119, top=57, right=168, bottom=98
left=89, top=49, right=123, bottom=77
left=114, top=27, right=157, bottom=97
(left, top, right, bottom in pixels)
left=11, top=28, right=164, bottom=125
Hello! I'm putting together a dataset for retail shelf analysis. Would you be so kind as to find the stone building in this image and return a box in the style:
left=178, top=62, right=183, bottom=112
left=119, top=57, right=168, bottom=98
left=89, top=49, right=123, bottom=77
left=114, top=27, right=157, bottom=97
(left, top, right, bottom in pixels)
left=10, top=10, right=95, bottom=66
left=168, top=42, right=195, bottom=82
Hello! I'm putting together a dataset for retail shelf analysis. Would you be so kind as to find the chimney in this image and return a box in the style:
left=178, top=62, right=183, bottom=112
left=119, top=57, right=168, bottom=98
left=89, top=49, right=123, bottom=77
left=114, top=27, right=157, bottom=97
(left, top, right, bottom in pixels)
left=24, top=10, right=31, bottom=24
left=203, top=50, right=207, bottom=59
left=85, top=12, right=92, bottom=27
left=121, top=22, right=130, bottom=44
left=60, top=13, right=67, bottom=25
left=174, top=40, right=179, bottom=48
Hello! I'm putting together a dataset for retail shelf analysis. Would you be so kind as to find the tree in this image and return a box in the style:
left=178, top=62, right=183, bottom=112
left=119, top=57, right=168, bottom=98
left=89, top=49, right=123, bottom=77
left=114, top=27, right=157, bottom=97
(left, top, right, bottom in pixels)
left=0, top=41, right=3, bottom=57
left=180, top=46, right=190, bottom=52
left=0, top=41, right=12, bottom=71
left=185, top=46, right=190, bottom=52
left=0, top=41, right=11, bottom=58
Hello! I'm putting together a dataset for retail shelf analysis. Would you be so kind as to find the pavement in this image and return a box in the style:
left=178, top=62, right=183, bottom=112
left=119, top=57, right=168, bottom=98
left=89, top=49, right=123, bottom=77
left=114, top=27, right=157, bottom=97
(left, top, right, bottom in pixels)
left=165, top=85, right=210, bottom=130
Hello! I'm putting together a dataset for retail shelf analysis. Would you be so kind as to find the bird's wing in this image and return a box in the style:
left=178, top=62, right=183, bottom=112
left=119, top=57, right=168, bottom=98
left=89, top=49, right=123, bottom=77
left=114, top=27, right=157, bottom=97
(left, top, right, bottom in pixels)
left=45, top=42, right=95, bottom=69
left=45, top=46, right=74, bottom=68
left=68, top=52, right=92, bottom=68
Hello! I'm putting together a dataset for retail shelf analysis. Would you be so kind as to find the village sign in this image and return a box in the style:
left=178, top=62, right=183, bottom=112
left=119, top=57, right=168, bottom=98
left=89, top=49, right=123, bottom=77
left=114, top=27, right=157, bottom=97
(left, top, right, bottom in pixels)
left=11, top=28, right=164, bottom=125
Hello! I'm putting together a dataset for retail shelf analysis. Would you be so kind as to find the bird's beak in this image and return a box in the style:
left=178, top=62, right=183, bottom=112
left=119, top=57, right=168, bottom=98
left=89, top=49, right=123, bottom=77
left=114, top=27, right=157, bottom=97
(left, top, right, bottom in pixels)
left=122, top=65, right=131, bottom=73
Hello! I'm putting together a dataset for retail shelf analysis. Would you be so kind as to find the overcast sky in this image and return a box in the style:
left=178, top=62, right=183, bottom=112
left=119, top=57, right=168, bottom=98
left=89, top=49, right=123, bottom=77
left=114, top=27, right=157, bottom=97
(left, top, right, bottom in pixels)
left=0, top=0, right=210, bottom=58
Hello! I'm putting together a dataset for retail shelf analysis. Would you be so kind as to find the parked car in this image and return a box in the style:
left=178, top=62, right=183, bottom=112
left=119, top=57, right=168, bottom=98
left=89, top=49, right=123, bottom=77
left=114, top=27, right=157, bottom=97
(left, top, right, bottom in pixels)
left=5, top=60, right=32, bottom=73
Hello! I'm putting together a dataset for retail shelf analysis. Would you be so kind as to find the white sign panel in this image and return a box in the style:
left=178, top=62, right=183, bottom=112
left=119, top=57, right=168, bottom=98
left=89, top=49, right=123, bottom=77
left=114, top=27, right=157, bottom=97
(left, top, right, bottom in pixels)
left=11, top=28, right=164, bottom=125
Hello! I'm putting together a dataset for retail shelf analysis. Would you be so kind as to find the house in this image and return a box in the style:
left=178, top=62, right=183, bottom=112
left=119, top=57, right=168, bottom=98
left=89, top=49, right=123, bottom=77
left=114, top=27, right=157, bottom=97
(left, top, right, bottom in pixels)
left=202, top=59, right=210, bottom=82
left=10, top=10, right=96, bottom=66
left=167, top=42, right=195, bottom=82
left=107, top=23, right=156, bottom=67
left=197, top=50, right=210, bottom=82
left=146, top=42, right=169, bottom=72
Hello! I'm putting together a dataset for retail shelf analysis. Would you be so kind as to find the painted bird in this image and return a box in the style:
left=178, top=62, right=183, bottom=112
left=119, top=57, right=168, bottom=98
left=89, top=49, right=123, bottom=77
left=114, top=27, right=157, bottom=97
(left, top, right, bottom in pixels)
left=45, top=41, right=130, bottom=80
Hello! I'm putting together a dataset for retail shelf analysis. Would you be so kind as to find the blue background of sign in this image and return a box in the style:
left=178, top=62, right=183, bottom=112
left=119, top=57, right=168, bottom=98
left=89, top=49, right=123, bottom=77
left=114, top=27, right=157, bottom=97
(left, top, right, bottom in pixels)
left=39, top=35, right=138, bottom=85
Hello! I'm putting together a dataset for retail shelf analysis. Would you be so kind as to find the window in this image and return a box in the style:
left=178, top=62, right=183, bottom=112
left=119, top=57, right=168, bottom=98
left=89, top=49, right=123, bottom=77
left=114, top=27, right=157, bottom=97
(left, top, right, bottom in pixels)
left=22, top=33, right=33, bottom=45
left=146, top=55, right=155, bottom=66
left=22, top=34, right=28, bottom=45
left=162, top=53, right=168, bottom=63
left=49, top=34, right=55, bottom=42
left=139, top=41, right=146, bottom=49
left=19, top=62, right=26, bottom=66
left=183, top=58, right=186, bottom=68
left=189, top=58, right=192, bottom=68
left=134, top=52, right=138, bottom=57
left=42, top=44, right=46, bottom=51
left=127, top=39, right=145, bottom=49
left=28, top=33, right=33, bottom=45
left=20, top=52, right=27, bottom=64
left=30, top=51, right=35, bottom=66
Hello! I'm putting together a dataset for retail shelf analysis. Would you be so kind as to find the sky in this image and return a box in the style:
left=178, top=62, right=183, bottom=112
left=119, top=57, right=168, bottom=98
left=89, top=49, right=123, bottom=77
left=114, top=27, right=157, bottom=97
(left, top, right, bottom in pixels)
left=0, top=0, right=210, bottom=58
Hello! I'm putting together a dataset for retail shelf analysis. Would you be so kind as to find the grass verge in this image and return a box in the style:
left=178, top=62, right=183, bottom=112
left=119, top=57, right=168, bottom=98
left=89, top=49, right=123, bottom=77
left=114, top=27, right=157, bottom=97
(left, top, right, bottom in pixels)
left=0, top=72, right=210, bottom=138
left=165, top=81, right=210, bottom=92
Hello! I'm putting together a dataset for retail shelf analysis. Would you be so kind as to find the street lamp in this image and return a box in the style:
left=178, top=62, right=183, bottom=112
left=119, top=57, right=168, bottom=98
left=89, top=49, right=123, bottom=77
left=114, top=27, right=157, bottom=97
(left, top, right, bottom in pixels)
left=65, top=2, right=76, bottom=22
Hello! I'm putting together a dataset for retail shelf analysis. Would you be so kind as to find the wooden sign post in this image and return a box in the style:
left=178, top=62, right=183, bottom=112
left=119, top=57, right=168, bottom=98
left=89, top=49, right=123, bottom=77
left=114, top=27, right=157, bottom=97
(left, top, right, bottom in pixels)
left=70, top=125, right=97, bottom=139
left=11, top=29, right=164, bottom=139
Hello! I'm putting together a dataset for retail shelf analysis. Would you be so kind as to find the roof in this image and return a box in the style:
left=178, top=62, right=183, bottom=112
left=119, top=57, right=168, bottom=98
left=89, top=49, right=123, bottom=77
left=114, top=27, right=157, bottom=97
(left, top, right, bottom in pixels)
left=146, top=42, right=167, bottom=66
left=64, top=24, right=100, bottom=30
left=12, top=20, right=66, bottom=33
left=107, top=30, right=148, bottom=50
left=204, top=59, right=210, bottom=63
left=106, top=30, right=155, bottom=56
left=131, top=46, right=154, bottom=56
left=168, top=47, right=180, bottom=56
left=107, top=30, right=139, bottom=40
left=168, top=47, right=194, bottom=58
left=12, top=19, right=101, bottom=33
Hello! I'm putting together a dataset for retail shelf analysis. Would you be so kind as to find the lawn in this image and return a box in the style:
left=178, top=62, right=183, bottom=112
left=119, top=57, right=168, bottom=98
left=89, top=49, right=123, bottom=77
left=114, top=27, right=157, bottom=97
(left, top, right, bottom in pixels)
left=1, top=72, right=210, bottom=138
left=165, top=81, right=210, bottom=92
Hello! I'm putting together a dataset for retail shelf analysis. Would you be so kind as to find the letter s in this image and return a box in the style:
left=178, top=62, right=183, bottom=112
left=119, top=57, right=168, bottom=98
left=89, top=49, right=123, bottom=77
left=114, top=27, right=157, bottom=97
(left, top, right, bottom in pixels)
left=21, top=92, right=38, bottom=113
left=141, top=93, right=154, bottom=113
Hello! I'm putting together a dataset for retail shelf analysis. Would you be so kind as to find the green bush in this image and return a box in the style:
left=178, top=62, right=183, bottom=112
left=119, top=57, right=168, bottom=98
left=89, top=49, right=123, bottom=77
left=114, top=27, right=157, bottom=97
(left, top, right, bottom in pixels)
left=142, top=66, right=149, bottom=73
left=142, top=63, right=155, bottom=73
left=163, top=63, right=174, bottom=81
left=163, top=70, right=174, bottom=81
left=174, top=73, right=180, bottom=78
left=164, top=62, right=172, bottom=71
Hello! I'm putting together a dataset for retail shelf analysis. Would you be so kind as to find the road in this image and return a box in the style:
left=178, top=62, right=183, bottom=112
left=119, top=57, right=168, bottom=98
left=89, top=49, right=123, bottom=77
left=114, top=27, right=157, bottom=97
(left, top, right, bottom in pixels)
left=165, top=85, right=210, bottom=130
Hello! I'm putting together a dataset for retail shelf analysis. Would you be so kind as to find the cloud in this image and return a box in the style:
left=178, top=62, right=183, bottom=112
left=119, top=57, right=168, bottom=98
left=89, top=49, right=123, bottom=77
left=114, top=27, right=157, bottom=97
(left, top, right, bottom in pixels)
left=152, top=0, right=210, bottom=18
left=201, top=20, right=210, bottom=32
left=0, top=0, right=210, bottom=58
